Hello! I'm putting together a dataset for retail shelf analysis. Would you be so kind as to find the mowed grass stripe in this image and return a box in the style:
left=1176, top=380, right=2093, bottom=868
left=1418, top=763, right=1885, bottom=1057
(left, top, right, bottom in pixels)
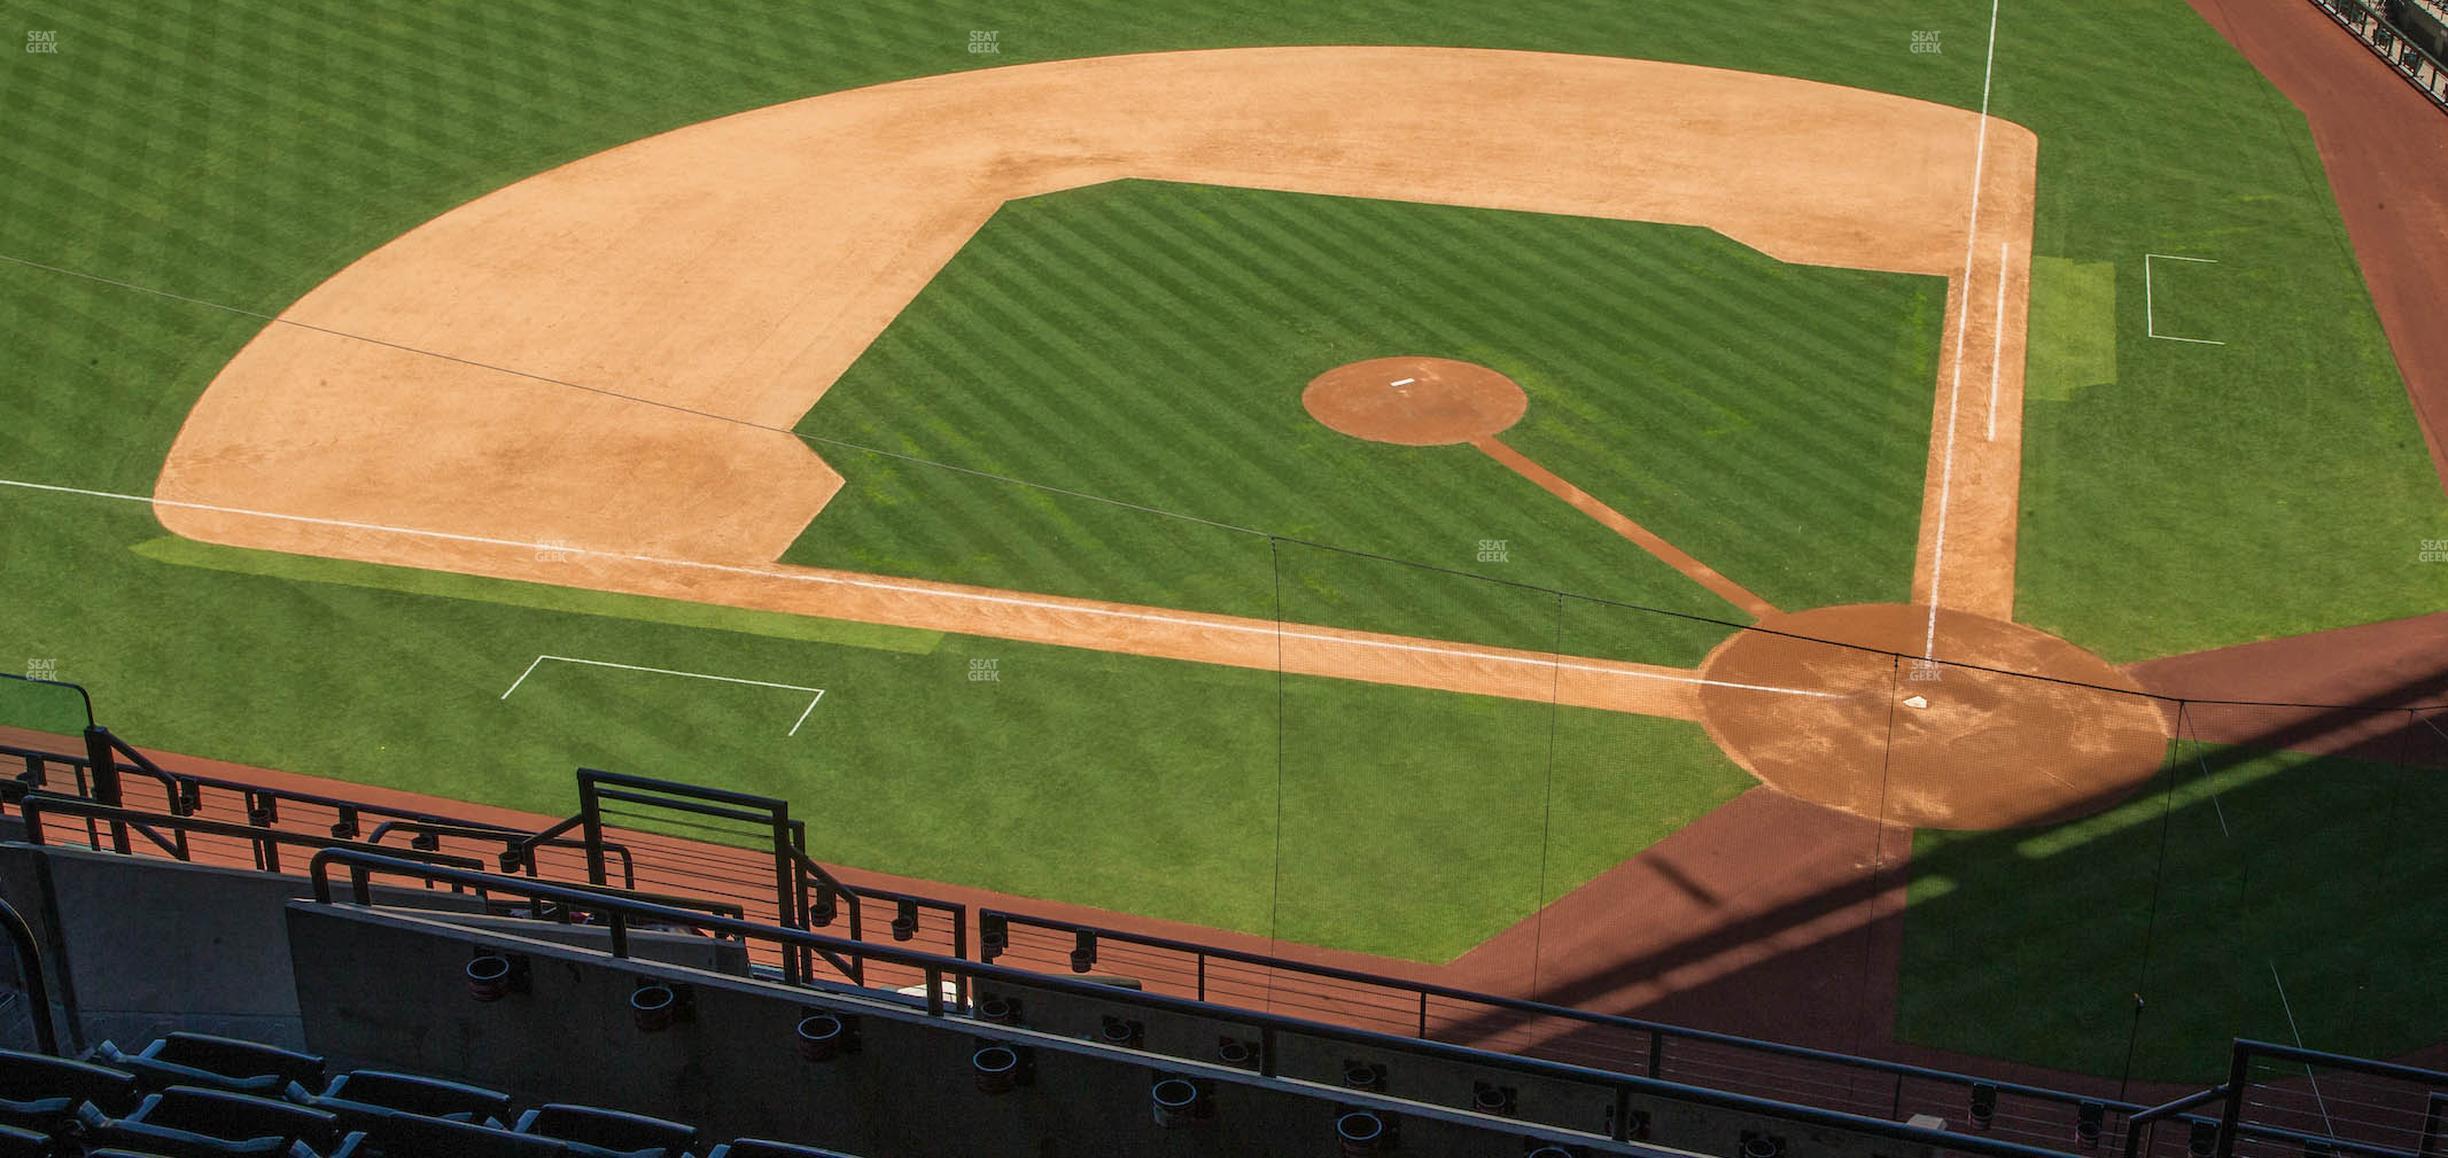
left=1194, top=194, right=1750, bottom=640
left=1327, top=191, right=1931, bottom=609
left=987, top=203, right=1298, bottom=508
left=793, top=181, right=1931, bottom=651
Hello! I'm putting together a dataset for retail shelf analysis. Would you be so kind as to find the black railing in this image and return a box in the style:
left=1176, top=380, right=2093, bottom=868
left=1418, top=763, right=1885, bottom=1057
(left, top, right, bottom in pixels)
left=4, top=729, right=547, bottom=872
left=982, top=908, right=2139, bottom=1152
left=9, top=729, right=2440, bottom=1158
left=20, top=797, right=491, bottom=881
left=785, top=823, right=967, bottom=1006
left=2310, top=0, right=2448, bottom=109
left=372, top=817, right=639, bottom=890
left=307, top=849, right=2097, bottom=1158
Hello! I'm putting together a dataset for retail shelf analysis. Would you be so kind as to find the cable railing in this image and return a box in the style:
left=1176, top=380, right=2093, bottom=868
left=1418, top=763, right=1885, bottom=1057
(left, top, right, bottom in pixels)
left=0, top=740, right=975, bottom=990
left=7, top=727, right=2441, bottom=1158
left=2310, top=0, right=2448, bottom=108
left=980, top=907, right=2142, bottom=1153
left=305, top=848, right=2099, bottom=1158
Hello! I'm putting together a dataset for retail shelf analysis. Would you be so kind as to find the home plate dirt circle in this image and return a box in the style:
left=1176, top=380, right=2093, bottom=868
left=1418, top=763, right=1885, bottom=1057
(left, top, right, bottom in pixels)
left=1697, top=604, right=2170, bottom=830
left=1304, top=356, right=1529, bottom=445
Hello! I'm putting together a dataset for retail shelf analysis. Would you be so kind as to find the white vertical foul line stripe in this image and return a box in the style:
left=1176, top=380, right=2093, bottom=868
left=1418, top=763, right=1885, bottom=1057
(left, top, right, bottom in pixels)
left=1926, top=0, right=2006, bottom=660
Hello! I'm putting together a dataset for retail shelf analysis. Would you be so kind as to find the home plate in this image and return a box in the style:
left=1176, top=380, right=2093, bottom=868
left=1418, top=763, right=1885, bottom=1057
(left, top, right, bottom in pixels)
left=1903, top=695, right=1930, bottom=710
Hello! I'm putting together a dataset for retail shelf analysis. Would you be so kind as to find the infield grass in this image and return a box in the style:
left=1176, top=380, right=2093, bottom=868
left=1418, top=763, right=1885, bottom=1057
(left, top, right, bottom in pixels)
left=782, top=180, right=1945, bottom=665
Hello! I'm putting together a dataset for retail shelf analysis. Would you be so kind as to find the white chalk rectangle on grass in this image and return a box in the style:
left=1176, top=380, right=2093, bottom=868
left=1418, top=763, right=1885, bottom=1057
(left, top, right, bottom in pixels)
left=501, top=654, right=826, bottom=736
left=2143, top=253, right=2226, bottom=345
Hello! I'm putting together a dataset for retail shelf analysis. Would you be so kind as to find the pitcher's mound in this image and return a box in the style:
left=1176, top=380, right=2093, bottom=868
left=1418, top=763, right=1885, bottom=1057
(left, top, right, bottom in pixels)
left=1696, top=604, right=2170, bottom=829
left=1304, top=356, right=1528, bottom=446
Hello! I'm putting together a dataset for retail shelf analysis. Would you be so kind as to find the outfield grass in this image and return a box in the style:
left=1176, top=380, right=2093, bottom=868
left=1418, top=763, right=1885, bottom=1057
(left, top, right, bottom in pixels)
left=783, top=180, right=1944, bottom=664
left=1899, top=740, right=2448, bottom=1083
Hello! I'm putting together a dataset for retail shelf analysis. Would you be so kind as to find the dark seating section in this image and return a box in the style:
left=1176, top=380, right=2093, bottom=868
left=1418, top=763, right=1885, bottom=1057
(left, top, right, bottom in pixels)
left=707, top=1142, right=860, bottom=1158
left=300, top=1070, right=510, bottom=1124
left=89, top=1036, right=323, bottom=1097
left=0, top=1034, right=859, bottom=1158
left=353, top=1111, right=577, bottom=1156
left=69, top=1108, right=297, bottom=1157
left=515, top=1104, right=699, bottom=1157
left=0, top=1123, right=55, bottom=1157
left=133, top=1087, right=341, bottom=1152
left=0, top=1052, right=138, bottom=1134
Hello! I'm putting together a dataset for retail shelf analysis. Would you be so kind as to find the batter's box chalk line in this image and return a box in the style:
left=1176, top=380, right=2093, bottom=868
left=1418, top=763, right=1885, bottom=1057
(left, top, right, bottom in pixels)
left=500, top=654, right=826, bottom=736
left=2144, top=253, right=2226, bottom=346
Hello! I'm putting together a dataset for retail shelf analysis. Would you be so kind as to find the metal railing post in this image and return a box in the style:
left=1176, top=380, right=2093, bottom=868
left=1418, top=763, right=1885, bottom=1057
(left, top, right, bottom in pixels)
left=575, top=776, right=607, bottom=887
left=81, top=726, right=128, bottom=855
left=771, top=814, right=802, bottom=987
left=2216, top=1042, right=2252, bottom=1158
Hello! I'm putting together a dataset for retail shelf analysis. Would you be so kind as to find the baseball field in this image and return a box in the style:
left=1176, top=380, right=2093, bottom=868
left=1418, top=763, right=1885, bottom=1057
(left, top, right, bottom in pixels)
left=3, top=0, right=2444, bottom=1087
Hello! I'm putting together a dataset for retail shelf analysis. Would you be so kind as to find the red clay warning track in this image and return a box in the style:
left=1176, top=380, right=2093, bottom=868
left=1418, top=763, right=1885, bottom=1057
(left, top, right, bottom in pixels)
left=2185, top=0, right=2448, bottom=491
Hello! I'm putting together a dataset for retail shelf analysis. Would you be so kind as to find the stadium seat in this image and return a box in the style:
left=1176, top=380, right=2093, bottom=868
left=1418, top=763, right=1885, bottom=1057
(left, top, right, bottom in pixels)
left=92, top=1035, right=325, bottom=1095
left=132, top=1086, right=343, bottom=1152
left=290, top=1069, right=512, bottom=1124
left=707, top=1141, right=861, bottom=1157
left=0, top=1048, right=139, bottom=1132
left=347, top=1110, right=579, bottom=1157
left=514, top=1103, right=699, bottom=1156
left=0, top=1123, right=53, bottom=1157
left=70, top=1104, right=299, bottom=1157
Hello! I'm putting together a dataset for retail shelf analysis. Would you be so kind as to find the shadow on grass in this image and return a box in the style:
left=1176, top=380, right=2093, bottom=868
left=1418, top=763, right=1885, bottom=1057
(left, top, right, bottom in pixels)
left=1436, top=667, right=2448, bottom=1093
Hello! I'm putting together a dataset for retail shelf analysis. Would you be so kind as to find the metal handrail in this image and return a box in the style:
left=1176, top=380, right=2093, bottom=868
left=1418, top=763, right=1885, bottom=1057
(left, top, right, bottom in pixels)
left=2120, top=1084, right=2227, bottom=1157
left=0, top=673, right=95, bottom=729
left=21, top=796, right=490, bottom=878
left=369, top=818, right=638, bottom=889
left=2, top=739, right=533, bottom=838
left=2310, top=0, right=2448, bottom=109
left=305, top=850, right=2092, bottom=1158
left=983, top=907, right=2138, bottom=1123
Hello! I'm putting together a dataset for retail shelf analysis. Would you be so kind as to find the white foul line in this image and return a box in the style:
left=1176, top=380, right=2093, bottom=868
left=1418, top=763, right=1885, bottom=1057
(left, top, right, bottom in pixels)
left=2144, top=254, right=2225, bottom=345
left=1, top=476, right=1841, bottom=702
left=1985, top=241, right=2011, bottom=441
left=501, top=654, right=825, bottom=736
left=1924, top=0, right=2006, bottom=660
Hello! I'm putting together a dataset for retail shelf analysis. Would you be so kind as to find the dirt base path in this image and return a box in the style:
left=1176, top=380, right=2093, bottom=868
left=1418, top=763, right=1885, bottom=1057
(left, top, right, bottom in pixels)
left=2187, top=0, right=2448, bottom=492
left=156, top=47, right=2035, bottom=712
left=1908, top=231, right=2037, bottom=621
left=1473, top=436, right=1779, bottom=618
left=2127, top=610, right=2448, bottom=765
